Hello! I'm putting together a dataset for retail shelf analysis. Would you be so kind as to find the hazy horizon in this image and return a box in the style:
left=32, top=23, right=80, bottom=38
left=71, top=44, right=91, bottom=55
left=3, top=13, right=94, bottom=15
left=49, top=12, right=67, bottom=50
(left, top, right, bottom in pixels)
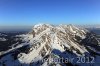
left=0, top=24, right=100, bottom=31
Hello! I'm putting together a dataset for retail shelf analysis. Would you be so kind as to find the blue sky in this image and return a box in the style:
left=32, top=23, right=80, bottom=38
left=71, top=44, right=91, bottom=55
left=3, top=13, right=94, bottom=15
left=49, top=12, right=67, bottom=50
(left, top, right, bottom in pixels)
left=0, top=0, right=100, bottom=26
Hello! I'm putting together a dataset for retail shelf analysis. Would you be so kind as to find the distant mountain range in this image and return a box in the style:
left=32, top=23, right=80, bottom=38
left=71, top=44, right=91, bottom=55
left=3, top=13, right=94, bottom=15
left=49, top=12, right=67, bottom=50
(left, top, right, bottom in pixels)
left=0, top=24, right=100, bottom=32
left=76, top=24, right=100, bottom=29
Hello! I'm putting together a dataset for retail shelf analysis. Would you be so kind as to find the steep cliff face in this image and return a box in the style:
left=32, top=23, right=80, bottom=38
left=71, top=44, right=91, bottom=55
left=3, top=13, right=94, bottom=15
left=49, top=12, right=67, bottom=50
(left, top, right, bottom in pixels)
left=0, top=24, right=100, bottom=66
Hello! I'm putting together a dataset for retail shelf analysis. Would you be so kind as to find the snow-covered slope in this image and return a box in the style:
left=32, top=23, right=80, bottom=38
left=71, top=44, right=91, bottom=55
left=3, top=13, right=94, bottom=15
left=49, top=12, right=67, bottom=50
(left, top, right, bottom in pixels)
left=0, top=24, right=100, bottom=66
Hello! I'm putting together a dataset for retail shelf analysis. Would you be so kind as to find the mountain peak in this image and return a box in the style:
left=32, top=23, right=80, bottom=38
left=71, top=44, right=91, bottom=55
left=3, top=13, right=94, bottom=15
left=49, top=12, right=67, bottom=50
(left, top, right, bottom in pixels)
left=0, top=24, right=100, bottom=66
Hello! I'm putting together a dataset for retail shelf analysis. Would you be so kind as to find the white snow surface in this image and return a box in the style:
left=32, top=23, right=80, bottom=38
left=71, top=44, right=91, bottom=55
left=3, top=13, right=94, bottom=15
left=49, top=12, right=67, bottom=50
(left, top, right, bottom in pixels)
left=0, top=24, right=100, bottom=66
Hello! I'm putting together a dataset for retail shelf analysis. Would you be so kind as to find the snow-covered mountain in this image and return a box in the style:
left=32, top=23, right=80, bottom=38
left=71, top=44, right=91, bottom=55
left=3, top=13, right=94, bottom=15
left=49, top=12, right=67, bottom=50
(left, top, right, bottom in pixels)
left=0, top=24, right=100, bottom=66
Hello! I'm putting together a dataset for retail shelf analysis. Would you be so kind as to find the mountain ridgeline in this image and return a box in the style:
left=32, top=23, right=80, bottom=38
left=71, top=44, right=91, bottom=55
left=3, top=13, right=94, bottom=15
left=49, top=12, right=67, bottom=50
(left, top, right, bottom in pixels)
left=0, top=24, right=100, bottom=66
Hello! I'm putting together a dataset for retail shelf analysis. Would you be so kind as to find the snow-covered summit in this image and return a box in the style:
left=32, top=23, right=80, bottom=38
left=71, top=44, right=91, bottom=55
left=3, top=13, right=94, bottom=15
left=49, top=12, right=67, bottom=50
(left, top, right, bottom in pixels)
left=0, top=24, right=100, bottom=66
